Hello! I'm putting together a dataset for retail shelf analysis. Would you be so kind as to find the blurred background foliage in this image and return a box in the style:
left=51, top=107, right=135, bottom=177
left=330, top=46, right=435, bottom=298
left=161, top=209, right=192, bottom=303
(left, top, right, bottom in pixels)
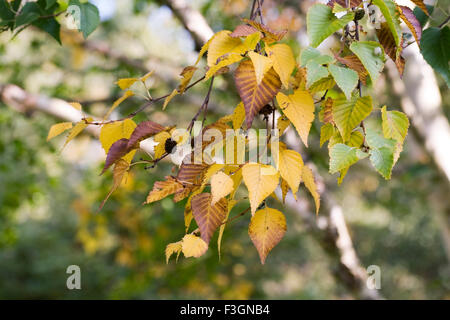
left=0, top=0, right=449, bottom=299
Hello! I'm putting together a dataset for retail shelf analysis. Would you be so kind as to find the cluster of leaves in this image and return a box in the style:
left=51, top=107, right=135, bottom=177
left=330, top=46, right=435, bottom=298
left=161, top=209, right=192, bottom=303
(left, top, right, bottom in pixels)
left=0, top=0, right=100, bottom=43
left=46, top=0, right=448, bottom=264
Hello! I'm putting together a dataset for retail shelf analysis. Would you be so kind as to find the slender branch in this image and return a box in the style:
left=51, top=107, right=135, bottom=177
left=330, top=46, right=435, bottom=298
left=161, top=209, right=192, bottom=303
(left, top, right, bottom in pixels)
left=438, top=15, right=450, bottom=28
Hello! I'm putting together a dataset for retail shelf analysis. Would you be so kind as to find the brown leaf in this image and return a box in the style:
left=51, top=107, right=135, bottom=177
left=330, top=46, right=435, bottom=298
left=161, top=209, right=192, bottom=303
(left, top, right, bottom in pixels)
left=230, top=24, right=259, bottom=38
left=191, top=193, right=228, bottom=244
left=398, top=5, right=422, bottom=45
left=234, top=59, right=281, bottom=129
left=376, top=22, right=405, bottom=77
left=241, top=19, right=287, bottom=43
left=323, top=97, right=334, bottom=124
left=127, top=120, right=165, bottom=149
left=410, top=0, right=429, bottom=16
left=177, top=157, right=209, bottom=186
left=101, top=138, right=130, bottom=174
left=327, top=0, right=362, bottom=8
left=145, top=176, right=184, bottom=204
left=335, top=54, right=368, bottom=85
left=99, top=159, right=129, bottom=210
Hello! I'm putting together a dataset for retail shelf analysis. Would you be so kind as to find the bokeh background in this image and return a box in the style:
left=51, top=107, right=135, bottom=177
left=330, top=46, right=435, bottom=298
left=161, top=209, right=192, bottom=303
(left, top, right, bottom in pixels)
left=0, top=0, right=449, bottom=299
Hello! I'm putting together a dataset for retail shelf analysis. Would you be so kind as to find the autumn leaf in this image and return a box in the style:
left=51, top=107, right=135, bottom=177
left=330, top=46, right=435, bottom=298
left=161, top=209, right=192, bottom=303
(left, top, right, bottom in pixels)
left=61, top=118, right=92, bottom=150
left=376, top=23, right=405, bottom=76
left=242, top=163, right=280, bottom=215
left=241, top=19, right=287, bottom=43
left=398, top=5, right=422, bottom=45
left=274, top=148, right=304, bottom=198
left=266, top=44, right=296, bottom=89
left=165, top=241, right=182, bottom=263
left=329, top=143, right=367, bottom=173
left=248, top=51, right=274, bottom=85
left=332, top=95, right=372, bottom=142
left=230, top=24, right=259, bottom=38
left=191, top=193, right=228, bottom=244
left=153, top=131, right=172, bottom=159
left=99, top=159, right=129, bottom=210
left=47, top=122, right=73, bottom=141
left=163, top=89, right=179, bottom=110
left=276, top=90, right=315, bottom=147
left=302, top=165, right=320, bottom=214
left=334, top=54, right=368, bottom=85
left=178, top=66, right=197, bottom=93
left=104, top=90, right=134, bottom=119
left=372, top=0, right=402, bottom=56
left=234, top=59, right=281, bottom=129
left=232, top=102, right=245, bottom=130
left=327, top=0, right=362, bottom=8
left=210, top=171, right=234, bottom=205
left=181, top=234, right=208, bottom=258
left=127, top=120, right=165, bottom=149
left=276, top=117, right=290, bottom=135
left=68, top=102, right=82, bottom=111
left=100, top=119, right=137, bottom=164
left=101, top=138, right=131, bottom=174
left=115, top=78, right=138, bottom=90
left=320, top=123, right=335, bottom=147
left=249, top=206, right=286, bottom=264
left=145, top=176, right=184, bottom=204
left=381, top=106, right=409, bottom=143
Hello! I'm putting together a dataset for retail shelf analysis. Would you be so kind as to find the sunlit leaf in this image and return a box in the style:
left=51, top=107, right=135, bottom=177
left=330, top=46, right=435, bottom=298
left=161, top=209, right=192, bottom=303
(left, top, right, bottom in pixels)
left=248, top=51, right=274, bottom=85
left=242, top=163, right=280, bottom=216
left=181, top=234, right=208, bottom=258
left=381, top=106, right=409, bottom=143
left=302, top=165, right=320, bottom=214
left=47, top=122, right=73, bottom=141
left=328, top=64, right=358, bottom=99
left=274, top=148, right=304, bottom=198
left=249, top=206, right=286, bottom=264
left=333, top=95, right=372, bottom=142
left=350, top=41, right=385, bottom=84
left=266, top=44, right=296, bottom=89
left=276, top=90, right=315, bottom=147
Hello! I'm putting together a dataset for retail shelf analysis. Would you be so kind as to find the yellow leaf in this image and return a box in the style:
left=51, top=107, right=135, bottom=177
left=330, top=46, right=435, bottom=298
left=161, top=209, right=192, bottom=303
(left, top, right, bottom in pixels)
left=47, top=122, right=72, bottom=141
left=163, top=89, right=178, bottom=110
left=99, top=119, right=137, bottom=164
left=266, top=44, right=296, bottom=89
left=153, top=131, right=171, bottom=159
left=165, top=241, right=182, bottom=264
left=105, top=90, right=134, bottom=119
left=207, top=30, right=248, bottom=68
left=276, top=117, right=290, bottom=135
left=195, top=33, right=216, bottom=66
left=232, top=102, right=245, bottom=130
left=99, top=159, right=130, bottom=210
left=140, top=70, right=154, bottom=82
left=302, top=165, right=320, bottom=214
left=243, top=31, right=261, bottom=51
left=68, top=102, right=82, bottom=111
left=248, top=51, right=274, bottom=85
left=280, top=178, right=289, bottom=203
left=205, top=53, right=242, bottom=79
left=182, top=234, right=208, bottom=258
left=217, top=199, right=237, bottom=259
left=62, top=118, right=92, bottom=150
left=274, top=148, right=304, bottom=198
left=178, top=66, right=197, bottom=93
left=242, top=163, right=280, bottom=215
left=115, top=78, right=138, bottom=90
left=211, top=172, right=234, bottom=205
left=276, top=90, right=315, bottom=147
left=249, top=206, right=286, bottom=264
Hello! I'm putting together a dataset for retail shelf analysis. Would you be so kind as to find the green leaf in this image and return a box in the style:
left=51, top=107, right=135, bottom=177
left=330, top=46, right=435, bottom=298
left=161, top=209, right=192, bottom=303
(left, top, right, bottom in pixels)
left=306, top=61, right=329, bottom=87
left=350, top=41, right=385, bottom=84
left=0, top=0, right=15, bottom=22
left=381, top=106, right=409, bottom=143
left=372, top=0, right=402, bottom=55
left=413, top=5, right=434, bottom=28
left=329, top=144, right=360, bottom=173
left=309, top=76, right=335, bottom=93
left=300, top=47, right=334, bottom=66
left=328, top=64, right=359, bottom=100
left=68, top=0, right=100, bottom=38
left=307, top=4, right=354, bottom=47
left=420, top=27, right=450, bottom=87
left=15, top=3, right=40, bottom=28
left=366, top=129, right=396, bottom=179
left=45, top=0, right=58, bottom=10
left=33, top=16, right=61, bottom=43
left=333, top=96, right=372, bottom=142
left=320, top=123, right=334, bottom=147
